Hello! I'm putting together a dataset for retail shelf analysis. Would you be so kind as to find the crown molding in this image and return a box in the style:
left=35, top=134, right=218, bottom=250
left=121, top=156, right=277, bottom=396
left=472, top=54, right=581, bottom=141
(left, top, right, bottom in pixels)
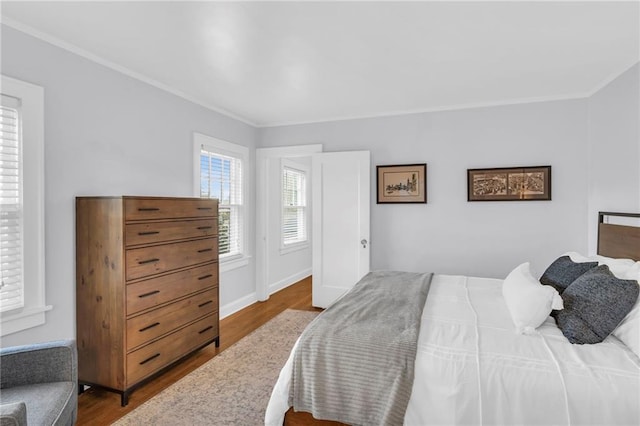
left=257, top=92, right=592, bottom=128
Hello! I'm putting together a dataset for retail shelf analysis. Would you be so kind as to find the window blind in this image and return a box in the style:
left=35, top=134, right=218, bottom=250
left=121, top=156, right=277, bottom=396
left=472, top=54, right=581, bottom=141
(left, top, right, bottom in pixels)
left=282, top=166, right=307, bottom=245
left=0, top=98, right=24, bottom=313
left=200, top=148, right=243, bottom=258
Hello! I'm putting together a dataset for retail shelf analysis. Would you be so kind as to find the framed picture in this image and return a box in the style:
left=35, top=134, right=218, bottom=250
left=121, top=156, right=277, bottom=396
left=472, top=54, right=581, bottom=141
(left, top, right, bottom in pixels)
left=377, top=163, right=427, bottom=204
left=467, top=165, right=551, bottom=201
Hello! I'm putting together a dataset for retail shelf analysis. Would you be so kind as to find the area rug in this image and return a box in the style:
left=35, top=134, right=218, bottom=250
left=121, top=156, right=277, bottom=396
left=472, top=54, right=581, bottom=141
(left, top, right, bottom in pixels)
left=113, top=309, right=318, bottom=425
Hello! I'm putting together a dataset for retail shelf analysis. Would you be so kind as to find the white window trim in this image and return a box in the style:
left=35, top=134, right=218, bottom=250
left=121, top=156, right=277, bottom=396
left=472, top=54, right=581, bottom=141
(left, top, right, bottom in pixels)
left=280, top=158, right=309, bottom=254
left=280, top=241, right=310, bottom=255
left=193, top=133, right=250, bottom=272
left=0, top=75, right=51, bottom=336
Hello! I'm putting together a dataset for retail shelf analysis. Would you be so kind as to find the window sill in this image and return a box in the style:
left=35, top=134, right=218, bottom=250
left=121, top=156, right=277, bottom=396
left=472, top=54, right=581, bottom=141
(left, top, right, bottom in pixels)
left=220, top=255, right=251, bottom=273
left=1, top=305, right=53, bottom=337
left=280, top=242, right=310, bottom=255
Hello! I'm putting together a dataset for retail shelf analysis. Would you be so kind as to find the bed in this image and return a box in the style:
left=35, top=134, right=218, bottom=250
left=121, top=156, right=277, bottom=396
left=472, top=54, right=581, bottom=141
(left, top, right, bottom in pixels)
left=265, top=212, right=640, bottom=426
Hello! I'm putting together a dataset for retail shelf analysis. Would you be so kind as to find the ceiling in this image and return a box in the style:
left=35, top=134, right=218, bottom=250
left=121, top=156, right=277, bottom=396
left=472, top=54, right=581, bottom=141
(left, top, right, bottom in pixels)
left=1, top=1, right=638, bottom=127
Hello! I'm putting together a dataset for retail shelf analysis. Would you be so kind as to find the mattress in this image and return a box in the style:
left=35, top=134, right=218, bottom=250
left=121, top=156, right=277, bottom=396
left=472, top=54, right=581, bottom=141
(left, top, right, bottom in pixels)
left=266, top=274, right=640, bottom=425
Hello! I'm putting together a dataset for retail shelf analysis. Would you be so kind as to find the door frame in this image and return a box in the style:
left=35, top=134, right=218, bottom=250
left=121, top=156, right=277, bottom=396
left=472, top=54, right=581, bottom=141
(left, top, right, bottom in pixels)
left=255, top=144, right=323, bottom=301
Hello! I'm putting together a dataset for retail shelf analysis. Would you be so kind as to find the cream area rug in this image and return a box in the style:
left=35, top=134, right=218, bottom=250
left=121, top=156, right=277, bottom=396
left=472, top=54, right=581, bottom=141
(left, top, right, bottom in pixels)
left=113, top=309, right=318, bottom=426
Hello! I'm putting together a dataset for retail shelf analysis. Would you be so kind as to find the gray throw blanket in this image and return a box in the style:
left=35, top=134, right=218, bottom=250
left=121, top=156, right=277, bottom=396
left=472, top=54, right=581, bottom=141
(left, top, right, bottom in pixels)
left=289, top=270, right=433, bottom=426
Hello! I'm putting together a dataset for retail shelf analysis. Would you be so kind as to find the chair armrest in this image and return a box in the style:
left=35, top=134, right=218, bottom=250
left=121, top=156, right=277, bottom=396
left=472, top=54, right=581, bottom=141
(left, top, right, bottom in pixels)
left=0, top=340, right=77, bottom=389
left=0, top=402, right=27, bottom=426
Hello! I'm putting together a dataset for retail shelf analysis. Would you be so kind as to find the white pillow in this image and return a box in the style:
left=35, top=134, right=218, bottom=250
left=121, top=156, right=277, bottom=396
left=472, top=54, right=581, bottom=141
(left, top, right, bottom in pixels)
left=612, top=262, right=640, bottom=358
left=564, top=251, right=636, bottom=278
left=503, top=262, right=564, bottom=334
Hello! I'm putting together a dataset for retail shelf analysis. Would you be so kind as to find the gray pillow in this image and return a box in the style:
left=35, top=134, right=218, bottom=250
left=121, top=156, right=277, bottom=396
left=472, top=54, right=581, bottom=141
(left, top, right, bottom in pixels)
left=554, top=265, right=639, bottom=344
left=539, top=255, right=598, bottom=294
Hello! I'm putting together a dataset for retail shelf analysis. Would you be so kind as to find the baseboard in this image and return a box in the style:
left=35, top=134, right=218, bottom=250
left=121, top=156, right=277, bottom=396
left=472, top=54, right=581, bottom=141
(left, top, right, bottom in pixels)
left=219, top=292, right=258, bottom=320
left=219, top=269, right=311, bottom=319
left=268, top=268, right=312, bottom=296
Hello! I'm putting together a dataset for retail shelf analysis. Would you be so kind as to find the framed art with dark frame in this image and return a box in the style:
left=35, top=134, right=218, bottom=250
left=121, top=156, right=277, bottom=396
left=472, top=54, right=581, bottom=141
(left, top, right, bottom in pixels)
left=377, top=163, right=427, bottom=204
left=467, top=165, right=551, bottom=201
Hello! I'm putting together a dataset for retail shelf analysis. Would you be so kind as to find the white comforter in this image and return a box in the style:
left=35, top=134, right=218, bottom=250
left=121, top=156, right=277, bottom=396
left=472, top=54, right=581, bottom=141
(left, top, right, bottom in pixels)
left=266, top=275, right=640, bottom=425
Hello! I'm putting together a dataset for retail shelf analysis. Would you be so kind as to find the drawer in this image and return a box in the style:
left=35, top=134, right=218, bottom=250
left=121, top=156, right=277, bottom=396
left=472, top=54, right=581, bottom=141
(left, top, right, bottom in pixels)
left=126, top=237, right=217, bottom=281
left=127, top=263, right=218, bottom=315
left=125, top=198, right=217, bottom=221
left=126, top=288, right=218, bottom=350
left=126, top=219, right=217, bottom=247
left=126, top=315, right=218, bottom=386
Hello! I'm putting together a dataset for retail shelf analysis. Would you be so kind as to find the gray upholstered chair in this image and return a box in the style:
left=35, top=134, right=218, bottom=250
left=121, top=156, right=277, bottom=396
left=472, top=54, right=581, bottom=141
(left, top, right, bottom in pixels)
left=0, top=340, right=77, bottom=425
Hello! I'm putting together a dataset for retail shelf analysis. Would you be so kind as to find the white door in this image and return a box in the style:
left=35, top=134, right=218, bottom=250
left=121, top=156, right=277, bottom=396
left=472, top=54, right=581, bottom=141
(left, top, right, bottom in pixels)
left=312, top=151, right=370, bottom=308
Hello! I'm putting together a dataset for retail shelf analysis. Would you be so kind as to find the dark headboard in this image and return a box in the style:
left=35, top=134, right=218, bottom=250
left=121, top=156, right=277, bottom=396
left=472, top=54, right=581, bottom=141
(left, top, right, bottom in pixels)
left=598, top=212, right=640, bottom=261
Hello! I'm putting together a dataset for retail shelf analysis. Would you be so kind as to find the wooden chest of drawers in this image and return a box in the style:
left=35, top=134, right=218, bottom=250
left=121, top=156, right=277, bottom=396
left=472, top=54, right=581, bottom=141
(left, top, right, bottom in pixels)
left=76, top=196, right=219, bottom=405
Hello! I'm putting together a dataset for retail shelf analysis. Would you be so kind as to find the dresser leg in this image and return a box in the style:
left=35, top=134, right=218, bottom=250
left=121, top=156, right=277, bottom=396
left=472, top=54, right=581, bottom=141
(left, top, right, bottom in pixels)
left=121, top=391, right=129, bottom=407
left=215, top=337, right=220, bottom=348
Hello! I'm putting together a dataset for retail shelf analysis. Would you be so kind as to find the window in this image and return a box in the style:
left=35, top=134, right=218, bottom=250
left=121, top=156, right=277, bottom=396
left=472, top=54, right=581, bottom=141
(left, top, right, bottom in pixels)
left=1, top=99, right=22, bottom=312
left=194, top=133, right=249, bottom=270
left=281, top=160, right=308, bottom=248
left=1, top=75, right=49, bottom=336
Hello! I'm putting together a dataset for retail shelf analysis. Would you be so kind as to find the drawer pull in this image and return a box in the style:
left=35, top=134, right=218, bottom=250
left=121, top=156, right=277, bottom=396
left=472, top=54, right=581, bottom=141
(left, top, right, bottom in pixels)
left=197, top=248, right=213, bottom=253
left=198, top=274, right=213, bottom=280
left=138, top=258, right=160, bottom=265
left=198, top=300, right=213, bottom=308
left=138, top=207, right=160, bottom=212
left=199, top=326, right=214, bottom=334
left=138, top=231, right=160, bottom=236
left=197, top=207, right=213, bottom=210
left=139, top=353, right=161, bottom=365
left=197, top=226, right=213, bottom=230
left=139, top=322, right=160, bottom=332
left=138, top=290, right=160, bottom=298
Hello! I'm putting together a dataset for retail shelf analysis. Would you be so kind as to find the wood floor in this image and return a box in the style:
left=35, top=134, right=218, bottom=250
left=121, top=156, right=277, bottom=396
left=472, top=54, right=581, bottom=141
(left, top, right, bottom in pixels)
left=77, top=276, right=320, bottom=425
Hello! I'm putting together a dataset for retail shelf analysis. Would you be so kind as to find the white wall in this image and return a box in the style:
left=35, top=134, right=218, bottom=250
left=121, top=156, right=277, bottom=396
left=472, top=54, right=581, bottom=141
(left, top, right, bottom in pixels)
left=259, top=100, right=590, bottom=279
left=266, top=156, right=312, bottom=294
left=587, top=63, right=640, bottom=253
left=1, top=25, right=258, bottom=346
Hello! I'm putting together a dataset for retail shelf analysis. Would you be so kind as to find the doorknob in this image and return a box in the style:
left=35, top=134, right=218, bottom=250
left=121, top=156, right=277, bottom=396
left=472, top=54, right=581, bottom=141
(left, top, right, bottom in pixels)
left=361, top=239, right=368, bottom=248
